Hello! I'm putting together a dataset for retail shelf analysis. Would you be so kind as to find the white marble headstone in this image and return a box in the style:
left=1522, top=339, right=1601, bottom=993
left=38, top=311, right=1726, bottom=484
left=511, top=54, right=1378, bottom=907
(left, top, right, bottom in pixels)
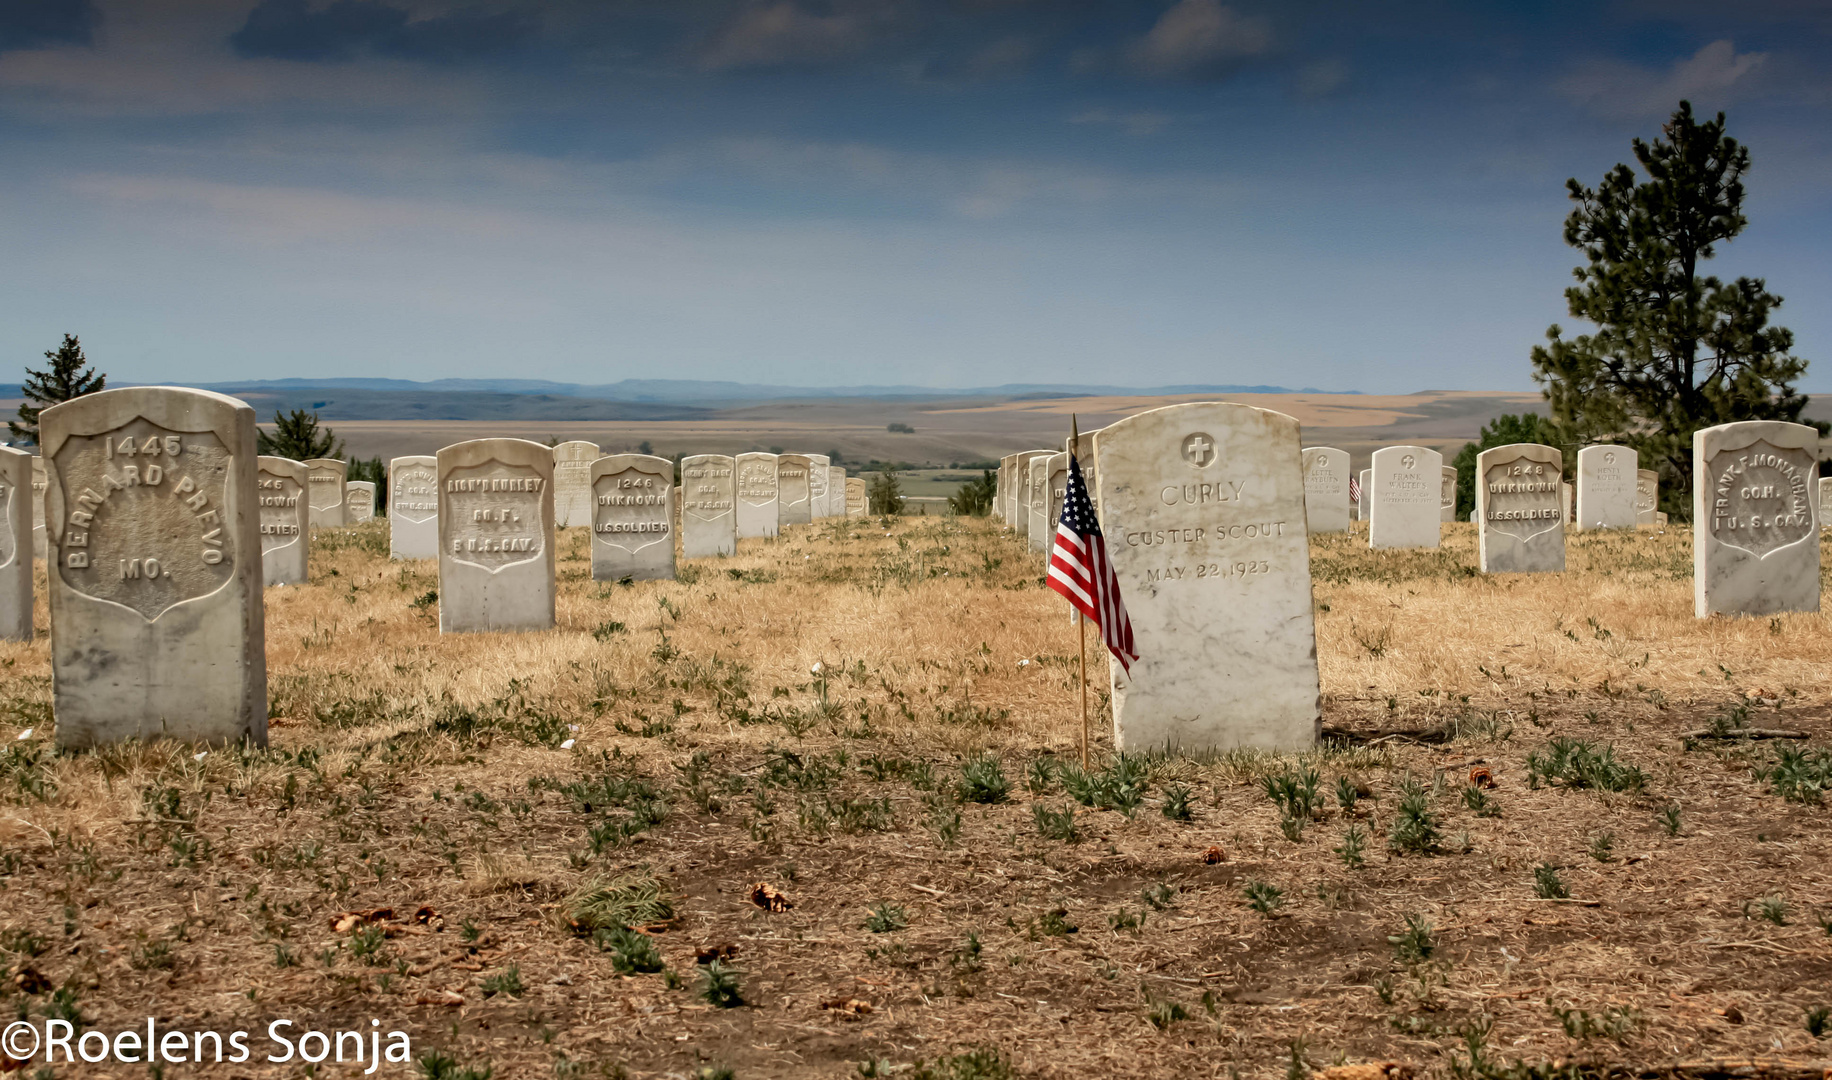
left=345, top=481, right=375, bottom=524
left=1576, top=445, right=1637, bottom=530
left=735, top=453, right=779, bottom=538
left=30, top=455, right=45, bottom=561
left=1368, top=446, right=1443, bottom=549
left=1694, top=421, right=1819, bottom=618
left=1027, top=455, right=1052, bottom=553
left=805, top=454, right=830, bottom=520
left=1441, top=465, right=1457, bottom=522
left=827, top=466, right=845, bottom=519
left=42, top=387, right=267, bottom=748
left=680, top=454, right=737, bottom=558
left=257, top=455, right=309, bottom=586
left=389, top=455, right=438, bottom=559
left=1819, top=477, right=1832, bottom=527
left=1358, top=469, right=1371, bottom=523
left=0, top=447, right=32, bottom=640
left=846, top=476, right=867, bottom=517
left=437, top=438, right=555, bottom=633
left=777, top=455, right=813, bottom=525
left=1093, top=402, right=1318, bottom=752
left=1475, top=444, right=1564, bottom=573
left=551, top=441, right=600, bottom=528
left=1636, top=469, right=1659, bottom=526
left=304, top=458, right=346, bottom=529
left=1301, top=447, right=1350, bottom=533
left=592, top=453, right=675, bottom=581
left=1045, top=453, right=1068, bottom=541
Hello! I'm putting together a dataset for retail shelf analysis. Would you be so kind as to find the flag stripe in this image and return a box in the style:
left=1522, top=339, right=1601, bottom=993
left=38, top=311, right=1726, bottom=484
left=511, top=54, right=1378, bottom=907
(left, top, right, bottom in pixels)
left=1046, top=452, right=1137, bottom=673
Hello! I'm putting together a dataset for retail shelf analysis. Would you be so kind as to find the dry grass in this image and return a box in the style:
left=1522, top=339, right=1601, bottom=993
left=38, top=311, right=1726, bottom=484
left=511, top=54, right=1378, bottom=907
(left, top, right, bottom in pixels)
left=1, top=517, right=1830, bottom=1078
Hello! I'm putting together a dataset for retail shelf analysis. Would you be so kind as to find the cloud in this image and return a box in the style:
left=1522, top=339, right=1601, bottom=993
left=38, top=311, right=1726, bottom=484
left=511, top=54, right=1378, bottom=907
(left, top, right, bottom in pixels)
left=1069, top=107, right=1170, bottom=136
left=0, top=0, right=99, bottom=52
left=229, top=0, right=538, bottom=64
left=1292, top=57, right=1347, bottom=100
left=1125, top=0, right=1270, bottom=79
left=698, top=2, right=883, bottom=72
left=1557, top=39, right=1767, bottom=119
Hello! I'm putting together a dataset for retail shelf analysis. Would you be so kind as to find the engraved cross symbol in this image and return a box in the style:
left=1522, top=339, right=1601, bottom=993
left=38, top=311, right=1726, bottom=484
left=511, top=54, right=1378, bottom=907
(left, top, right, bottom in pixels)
left=1182, top=433, right=1214, bottom=467
left=1400, top=454, right=1416, bottom=470
left=1604, top=451, right=1616, bottom=465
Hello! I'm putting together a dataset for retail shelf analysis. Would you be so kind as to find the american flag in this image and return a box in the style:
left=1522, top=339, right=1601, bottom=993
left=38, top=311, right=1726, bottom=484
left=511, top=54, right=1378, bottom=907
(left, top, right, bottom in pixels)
left=1349, top=475, right=1361, bottom=504
left=1048, top=453, right=1137, bottom=673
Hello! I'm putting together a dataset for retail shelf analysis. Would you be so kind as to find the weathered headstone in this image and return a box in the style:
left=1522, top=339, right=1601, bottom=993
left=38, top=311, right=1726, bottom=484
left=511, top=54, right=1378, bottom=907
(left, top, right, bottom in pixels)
left=437, top=438, right=555, bottom=633
left=1300, top=447, right=1350, bottom=533
left=257, top=455, right=309, bottom=586
left=1561, top=481, right=1573, bottom=525
left=1819, top=476, right=1832, bottom=527
left=1014, top=451, right=1052, bottom=539
left=42, top=387, right=267, bottom=748
left=735, top=453, right=779, bottom=538
left=1576, top=445, right=1637, bottom=530
left=304, top=458, right=346, bottom=528
left=805, top=454, right=831, bottom=520
left=1068, top=431, right=1101, bottom=518
left=777, top=454, right=813, bottom=525
left=0, top=447, right=32, bottom=640
left=551, top=441, right=600, bottom=528
left=1093, top=402, right=1319, bottom=752
left=1441, top=465, right=1457, bottom=522
left=389, top=455, right=439, bottom=558
left=1636, top=469, right=1659, bottom=526
left=846, top=476, right=867, bottom=517
left=591, top=454, right=675, bottom=581
left=31, top=455, right=45, bottom=560
left=828, top=466, right=845, bottom=518
left=1358, top=469, right=1371, bottom=523
left=1045, top=453, right=1068, bottom=541
left=680, top=454, right=737, bottom=558
left=1368, top=446, right=1443, bottom=549
left=995, top=457, right=1009, bottom=521
left=345, top=481, right=375, bottom=524
left=1694, top=421, right=1819, bottom=618
left=1027, top=455, right=1051, bottom=553
left=1475, top=444, right=1564, bottom=573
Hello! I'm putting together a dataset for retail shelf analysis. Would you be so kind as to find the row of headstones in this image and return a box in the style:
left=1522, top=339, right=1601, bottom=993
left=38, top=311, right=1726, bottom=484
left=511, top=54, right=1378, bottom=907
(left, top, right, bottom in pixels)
left=19, top=386, right=1824, bottom=754
left=1331, top=446, right=1664, bottom=532
left=993, top=433, right=1100, bottom=552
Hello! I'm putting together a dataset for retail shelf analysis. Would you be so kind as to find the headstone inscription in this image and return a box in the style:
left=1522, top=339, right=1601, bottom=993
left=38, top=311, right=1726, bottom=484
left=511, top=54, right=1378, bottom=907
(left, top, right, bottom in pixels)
left=257, top=455, right=309, bottom=586
left=304, top=458, right=346, bottom=528
left=1576, top=445, right=1637, bottom=530
left=591, top=454, right=675, bottom=581
left=680, top=454, right=737, bottom=558
left=777, top=455, right=813, bottom=525
left=389, top=455, right=439, bottom=558
left=1636, top=469, right=1659, bottom=526
left=42, top=387, right=267, bottom=748
left=1693, top=421, right=1820, bottom=618
left=1300, top=447, right=1350, bottom=533
left=1368, top=446, right=1443, bottom=549
left=1441, top=465, right=1458, bottom=522
left=551, top=441, right=600, bottom=528
left=805, top=455, right=830, bottom=520
left=437, top=438, right=555, bottom=633
left=0, top=447, right=32, bottom=641
left=1475, top=444, right=1564, bottom=573
left=31, top=456, right=45, bottom=560
left=735, top=453, right=779, bottom=538
left=1093, top=402, right=1319, bottom=752
left=846, top=476, right=867, bottom=517
left=345, top=481, right=375, bottom=524
left=1027, top=455, right=1052, bottom=553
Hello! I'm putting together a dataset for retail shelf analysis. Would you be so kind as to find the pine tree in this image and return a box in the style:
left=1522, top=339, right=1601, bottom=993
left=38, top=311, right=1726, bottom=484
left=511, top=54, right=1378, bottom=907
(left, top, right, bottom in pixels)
left=868, top=464, right=905, bottom=516
left=257, top=410, right=344, bottom=461
left=1530, top=101, right=1810, bottom=516
left=948, top=469, right=997, bottom=516
left=10, top=334, right=106, bottom=445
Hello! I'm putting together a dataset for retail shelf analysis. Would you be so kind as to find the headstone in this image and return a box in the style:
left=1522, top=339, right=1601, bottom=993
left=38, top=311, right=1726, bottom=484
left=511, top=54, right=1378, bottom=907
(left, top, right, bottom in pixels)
left=1475, top=444, right=1564, bottom=573
left=1045, top=453, right=1068, bottom=540
left=777, top=454, right=813, bottom=525
left=1575, top=445, right=1637, bottom=530
left=42, top=387, right=267, bottom=748
left=437, top=438, right=555, bottom=633
left=1014, top=451, right=1051, bottom=539
left=345, top=481, right=375, bottom=524
left=1027, top=455, right=1051, bottom=553
left=1368, top=446, right=1443, bottom=549
left=389, top=455, right=439, bottom=558
left=735, top=453, right=779, bottom=538
left=1068, top=431, right=1101, bottom=517
left=551, top=441, right=600, bottom=528
left=1093, top=401, right=1318, bottom=752
left=846, top=476, right=867, bottom=517
left=1441, top=465, right=1458, bottom=522
left=806, top=454, right=830, bottom=519
left=1561, top=481, right=1573, bottom=525
left=1300, top=447, right=1350, bottom=533
left=31, top=456, right=45, bottom=560
left=1636, top=469, right=1659, bottom=526
left=1358, top=469, right=1371, bottom=524
left=828, top=466, right=845, bottom=518
left=681, top=454, right=737, bottom=558
left=1819, top=477, right=1832, bottom=527
left=592, top=454, right=675, bottom=581
left=995, top=457, right=1009, bottom=522
left=1694, top=421, right=1819, bottom=618
left=0, top=447, right=32, bottom=640
left=256, top=456, right=309, bottom=586
left=304, top=458, right=346, bottom=528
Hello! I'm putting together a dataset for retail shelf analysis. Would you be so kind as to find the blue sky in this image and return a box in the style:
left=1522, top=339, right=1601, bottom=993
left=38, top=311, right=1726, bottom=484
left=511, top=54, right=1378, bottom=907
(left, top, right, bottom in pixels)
left=2, top=0, right=1828, bottom=393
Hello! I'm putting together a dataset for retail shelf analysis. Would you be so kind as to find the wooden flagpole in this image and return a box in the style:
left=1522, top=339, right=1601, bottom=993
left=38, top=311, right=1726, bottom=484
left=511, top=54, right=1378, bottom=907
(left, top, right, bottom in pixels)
left=1072, top=413, right=1089, bottom=770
